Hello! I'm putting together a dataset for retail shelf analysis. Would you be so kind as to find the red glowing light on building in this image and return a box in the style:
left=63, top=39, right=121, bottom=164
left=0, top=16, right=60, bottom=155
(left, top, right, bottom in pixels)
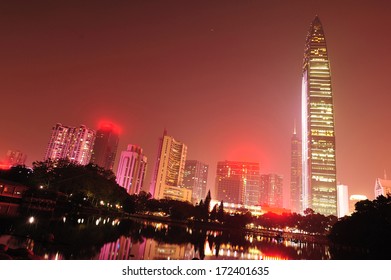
left=98, top=120, right=122, bottom=135
left=0, top=163, right=11, bottom=170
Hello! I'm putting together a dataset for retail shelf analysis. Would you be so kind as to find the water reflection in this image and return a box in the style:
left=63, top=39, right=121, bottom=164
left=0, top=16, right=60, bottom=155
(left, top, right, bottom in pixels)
left=0, top=212, right=330, bottom=260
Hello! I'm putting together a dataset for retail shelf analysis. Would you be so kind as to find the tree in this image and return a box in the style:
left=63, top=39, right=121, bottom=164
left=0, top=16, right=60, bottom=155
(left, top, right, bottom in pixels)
left=210, top=204, right=218, bottom=221
left=217, top=201, right=225, bottom=222
left=329, top=195, right=391, bottom=259
left=303, top=208, right=315, bottom=216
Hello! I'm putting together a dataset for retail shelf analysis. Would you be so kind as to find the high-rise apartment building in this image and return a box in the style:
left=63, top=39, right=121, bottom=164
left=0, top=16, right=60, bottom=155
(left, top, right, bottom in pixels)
left=290, top=124, right=302, bottom=213
left=302, top=16, right=337, bottom=216
left=215, top=161, right=260, bottom=206
left=149, top=130, right=191, bottom=202
left=116, top=145, right=147, bottom=195
left=44, top=123, right=95, bottom=165
left=260, top=174, right=283, bottom=208
left=183, top=160, right=208, bottom=204
left=90, top=123, right=119, bottom=171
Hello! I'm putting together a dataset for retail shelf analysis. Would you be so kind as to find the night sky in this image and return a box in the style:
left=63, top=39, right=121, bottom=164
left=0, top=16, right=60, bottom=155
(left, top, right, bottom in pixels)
left=1, top=0, right=391, bottom=206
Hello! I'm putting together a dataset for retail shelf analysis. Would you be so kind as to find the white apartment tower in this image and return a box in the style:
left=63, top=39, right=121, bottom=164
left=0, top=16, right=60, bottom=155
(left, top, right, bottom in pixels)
left=116, top=145, right=147, bottom=194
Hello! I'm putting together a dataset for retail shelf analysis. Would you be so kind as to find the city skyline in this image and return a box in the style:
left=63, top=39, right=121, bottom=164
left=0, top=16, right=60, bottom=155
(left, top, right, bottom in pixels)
left=1, top=1, right=391, bottom=206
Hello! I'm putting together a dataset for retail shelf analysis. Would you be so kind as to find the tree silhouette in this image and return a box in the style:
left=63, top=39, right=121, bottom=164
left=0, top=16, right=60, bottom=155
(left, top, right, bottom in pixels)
left=329, top=195, right=391, bottom=259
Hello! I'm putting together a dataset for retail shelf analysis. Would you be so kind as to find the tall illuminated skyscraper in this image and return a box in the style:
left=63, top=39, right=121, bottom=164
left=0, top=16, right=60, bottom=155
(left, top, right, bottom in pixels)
left=149, top=130, right=191, bottom=202
left=90, top=123, right=119, bottom=171
left=290, top=123, right=302, bottom=213
left=302, top=16, right=337, bottom=216
left=116, top=145, right=147, bottom=195
left=44, top=123, right=95, bottom=165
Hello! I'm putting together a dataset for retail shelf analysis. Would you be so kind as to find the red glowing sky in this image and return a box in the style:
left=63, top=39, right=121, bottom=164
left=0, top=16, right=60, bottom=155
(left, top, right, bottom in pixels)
left=1, top=1, right=391, bottom=205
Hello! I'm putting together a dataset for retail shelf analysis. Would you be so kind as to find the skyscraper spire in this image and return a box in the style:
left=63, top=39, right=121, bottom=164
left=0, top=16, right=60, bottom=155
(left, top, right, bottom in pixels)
left=293, top=119, right=297, bottom=135
left=290, top=120, right=302, bottom=213
left=301, top=16, right=337, bottom=216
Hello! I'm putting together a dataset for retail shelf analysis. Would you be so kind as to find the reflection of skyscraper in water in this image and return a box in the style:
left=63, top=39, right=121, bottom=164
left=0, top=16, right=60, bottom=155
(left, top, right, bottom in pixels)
left=183, top=160, right=209, bottom=204
left=90, top=123, right=119, bottom=171
left=98, top=236, right=146, bottom=260
left=149, top=130, right=191, bottom=202
left=215, top=161, right=260, bottom=206
left=143, top=239, right=195, bottom=260
left=116, top=145, right=147, bottom=194
left=302, top=16, right=337, bottom=216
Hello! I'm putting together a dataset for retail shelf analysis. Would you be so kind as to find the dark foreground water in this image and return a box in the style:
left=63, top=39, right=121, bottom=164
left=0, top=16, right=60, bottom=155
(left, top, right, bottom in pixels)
left=0, top=204, right=330, bottom=260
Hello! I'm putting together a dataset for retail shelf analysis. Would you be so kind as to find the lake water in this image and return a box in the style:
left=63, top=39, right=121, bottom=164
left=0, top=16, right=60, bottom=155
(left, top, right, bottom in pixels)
left=0, top=205, right=330, bottom=260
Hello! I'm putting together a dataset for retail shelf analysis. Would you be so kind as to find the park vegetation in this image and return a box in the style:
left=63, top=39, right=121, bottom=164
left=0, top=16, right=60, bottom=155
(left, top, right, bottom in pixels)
left=0, top=160, right=336, bottom=235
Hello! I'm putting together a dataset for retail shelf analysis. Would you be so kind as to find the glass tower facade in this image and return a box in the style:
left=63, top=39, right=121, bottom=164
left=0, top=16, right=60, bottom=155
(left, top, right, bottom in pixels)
left=183, top=160, right=208, bottom=204
left=215, top=161, right=260, bottom=206
left=90, top=123, right=119, bottom=171
left=302, top=16, right=337, bottom=216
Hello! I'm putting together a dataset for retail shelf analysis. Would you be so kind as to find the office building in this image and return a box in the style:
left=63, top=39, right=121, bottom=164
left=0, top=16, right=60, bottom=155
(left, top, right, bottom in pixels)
left=290, top=123, right=302, bottom=213
left=116, top=145, right=147, bottom=195
left=301, top=16, right=337, bottom=215
left=337, top=184, right=349, bottom=218
left=260, top=174, right=283, bottom=208
left=90, top=123, right=119, bottom=171
left=215, top=161, right=260, bottom=206
left=375, top=177, right=391, bottom=198
left=183, top=160, right=208, bottom=204
left=4, top=150, right=27, bottom=167
left=149, top=130, right=191, bottom=202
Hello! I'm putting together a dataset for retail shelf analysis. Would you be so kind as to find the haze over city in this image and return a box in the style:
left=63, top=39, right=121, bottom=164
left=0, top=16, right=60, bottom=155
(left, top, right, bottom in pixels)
left=1, top=0, right=391, bottom=206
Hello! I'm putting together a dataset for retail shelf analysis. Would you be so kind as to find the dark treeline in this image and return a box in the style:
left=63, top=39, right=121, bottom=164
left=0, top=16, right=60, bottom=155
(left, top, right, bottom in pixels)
left=1, top=161, right=337, bottom=236
left=0, top=161, right=242, bottom=227
left=0, top=161, right=337, bottom=234
left=253, top=208, right=337, bottom=235
left=329, top=195, right=391, bottom=259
